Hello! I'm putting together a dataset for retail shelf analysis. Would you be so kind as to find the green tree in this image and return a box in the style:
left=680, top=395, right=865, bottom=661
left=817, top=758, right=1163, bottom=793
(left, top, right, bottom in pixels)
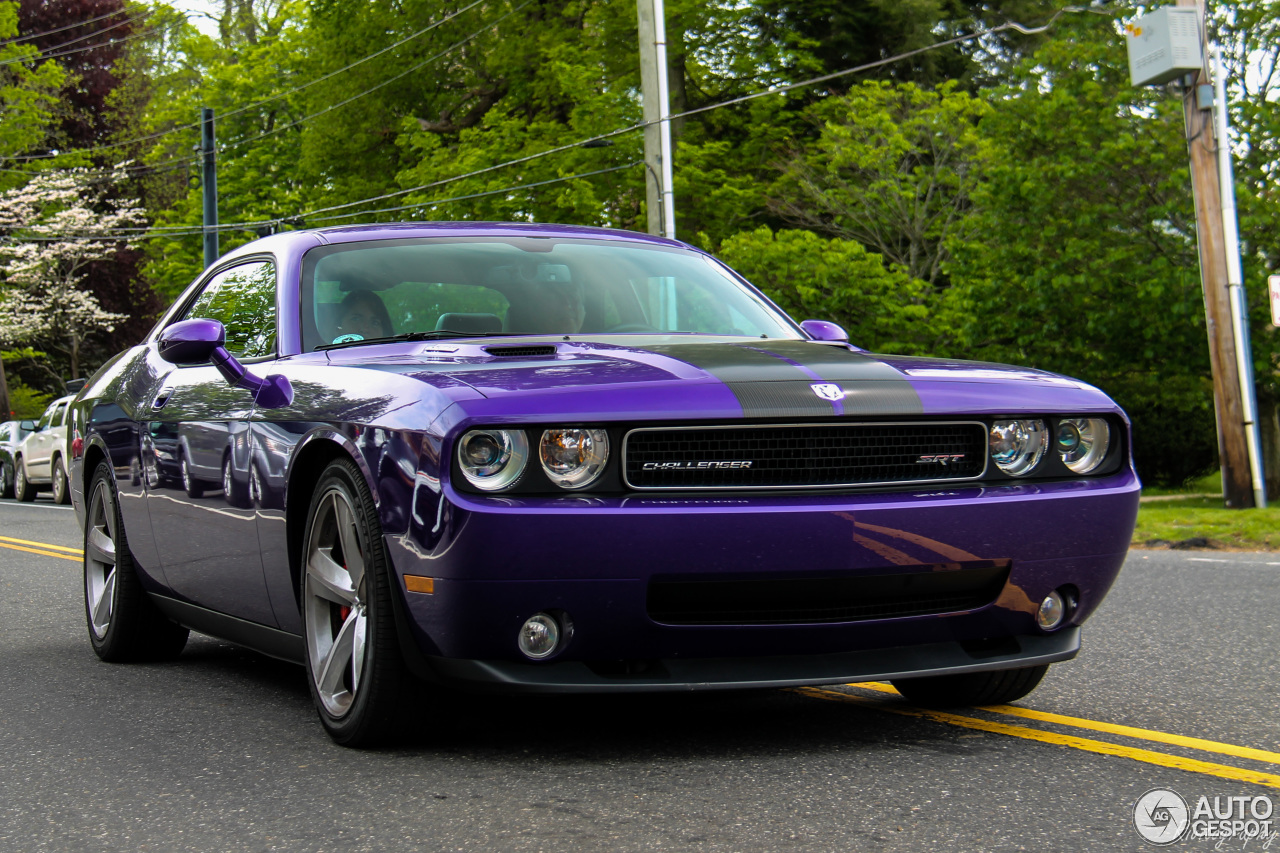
left=718, top=227, right=937, bottom=354
left=768, top=80, right=992, bottom=288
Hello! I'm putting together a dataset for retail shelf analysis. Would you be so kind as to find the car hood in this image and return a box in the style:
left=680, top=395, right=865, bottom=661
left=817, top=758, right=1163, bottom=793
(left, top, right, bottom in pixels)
left=324, top=336, right=1121, bottom=422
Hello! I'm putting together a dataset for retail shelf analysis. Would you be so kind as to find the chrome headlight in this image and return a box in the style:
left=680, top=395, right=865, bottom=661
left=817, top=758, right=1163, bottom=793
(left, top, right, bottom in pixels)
left=1056, top=417, right=1110, bottom=474
left=539, top=428, right=609, bottom=489
left=457, top=429, right=528, bottom=491
left=989, top=419, right=1047, bottom=476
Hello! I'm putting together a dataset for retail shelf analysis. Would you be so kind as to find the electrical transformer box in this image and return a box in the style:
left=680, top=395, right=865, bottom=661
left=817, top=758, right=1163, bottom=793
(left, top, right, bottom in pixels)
left=1126, top=7, right=1204, bottom=86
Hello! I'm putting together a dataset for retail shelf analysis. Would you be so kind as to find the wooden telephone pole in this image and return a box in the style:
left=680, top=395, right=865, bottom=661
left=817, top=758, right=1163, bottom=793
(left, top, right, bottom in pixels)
left=1176, top=0, right=1254, bottom=507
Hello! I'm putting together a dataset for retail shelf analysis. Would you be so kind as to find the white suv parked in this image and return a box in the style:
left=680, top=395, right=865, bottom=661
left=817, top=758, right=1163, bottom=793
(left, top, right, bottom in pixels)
left=14, top=394, right=74, bottom=503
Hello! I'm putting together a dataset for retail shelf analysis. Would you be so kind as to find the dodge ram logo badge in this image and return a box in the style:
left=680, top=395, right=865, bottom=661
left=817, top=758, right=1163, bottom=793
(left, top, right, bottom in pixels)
left=811, top=383, right=846, bottom=401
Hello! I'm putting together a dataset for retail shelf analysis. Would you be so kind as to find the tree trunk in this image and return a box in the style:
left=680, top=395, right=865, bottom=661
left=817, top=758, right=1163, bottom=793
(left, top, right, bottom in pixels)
left=69, top=332, right=79, bottom=383
left=1259, top=392, right=1280, bottom=501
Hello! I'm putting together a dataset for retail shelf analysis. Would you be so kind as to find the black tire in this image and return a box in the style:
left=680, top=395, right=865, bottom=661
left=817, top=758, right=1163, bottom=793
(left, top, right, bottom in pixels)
left=180, top=453, right=204, bottom=498
left=891, top=665, right=1050, bottom=709
left=51, top=457, right=70, bottom=505
left=0, top=459, right=12, bottom=499
left=301, top=457, right=413, bottom=747
left=84, top=460, right=189, bottom=662
left=14, top=457, right=36, bottom=502
left=222, top=453, right=250, bottom=508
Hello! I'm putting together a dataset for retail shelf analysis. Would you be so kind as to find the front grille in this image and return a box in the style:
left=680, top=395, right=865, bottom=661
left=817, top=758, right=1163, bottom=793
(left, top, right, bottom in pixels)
left=648, top=561, right=1010, bottom=625
left=485, top=345, right=558, bottom=357
left=624, top=422, right=986, bottom=489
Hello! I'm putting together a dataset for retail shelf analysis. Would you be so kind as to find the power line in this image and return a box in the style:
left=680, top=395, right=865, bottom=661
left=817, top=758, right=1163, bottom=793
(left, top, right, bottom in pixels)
left=0, top=6, right=127, bottom=47
left=10, top=9, right=152, bottom=58
left=5, top=6, right=1098, bottom=241
left=3, top=0, right=493, bottom=163
left=212, top=0, right=532, bottom=158
left=306, top=161, right=642, bottom=223
left=296, top=5, right=1101, bottom=222
left=0, top=17, right=167, bottom=70
left=0, top=162, right=641, bottom=242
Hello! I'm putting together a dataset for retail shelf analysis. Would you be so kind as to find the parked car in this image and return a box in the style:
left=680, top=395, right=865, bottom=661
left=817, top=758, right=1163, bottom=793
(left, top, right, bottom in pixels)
left=69, top=223, right=1140, bottom=746
left=0, top=418, right=36, bottom=499
left=14, top=394, right=74, bottom=503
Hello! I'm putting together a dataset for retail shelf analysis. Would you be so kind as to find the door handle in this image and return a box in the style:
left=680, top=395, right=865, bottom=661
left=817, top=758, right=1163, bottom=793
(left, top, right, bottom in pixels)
left=152, top=387, right=173, bottom=409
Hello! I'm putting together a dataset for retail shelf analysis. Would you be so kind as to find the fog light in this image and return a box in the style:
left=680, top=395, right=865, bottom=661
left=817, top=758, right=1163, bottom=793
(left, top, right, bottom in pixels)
left=518, top=613, right=561, bottom=659
left=1036, top=590, right=1067, bottom=631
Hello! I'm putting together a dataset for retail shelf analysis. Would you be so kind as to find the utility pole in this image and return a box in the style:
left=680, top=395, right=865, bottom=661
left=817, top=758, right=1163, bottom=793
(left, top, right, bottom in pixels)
left=636, top=0, right=675, bottom=239
left=1213, top=45, right=1266, bottom=507
left=1174, top=0, right=1254, bottom=508
left=200, top=107, right=219, bottom=268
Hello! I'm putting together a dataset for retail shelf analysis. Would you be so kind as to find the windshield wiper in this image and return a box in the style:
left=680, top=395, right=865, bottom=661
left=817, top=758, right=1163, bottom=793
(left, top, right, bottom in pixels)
left=317, top=330, right=521, bottom=351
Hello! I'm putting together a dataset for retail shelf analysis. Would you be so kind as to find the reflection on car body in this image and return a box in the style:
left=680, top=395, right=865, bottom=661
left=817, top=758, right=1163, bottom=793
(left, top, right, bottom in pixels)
left=68, top=223, right=1140, bottom=747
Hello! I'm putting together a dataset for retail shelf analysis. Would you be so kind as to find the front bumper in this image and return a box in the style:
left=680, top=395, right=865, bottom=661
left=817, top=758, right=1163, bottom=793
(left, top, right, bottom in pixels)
left=386, top=469, right=1138, bottom=687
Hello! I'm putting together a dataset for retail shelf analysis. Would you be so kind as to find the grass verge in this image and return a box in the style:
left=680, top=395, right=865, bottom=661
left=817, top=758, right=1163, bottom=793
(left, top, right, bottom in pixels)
left=1134, top=496, right=1280, bottom=551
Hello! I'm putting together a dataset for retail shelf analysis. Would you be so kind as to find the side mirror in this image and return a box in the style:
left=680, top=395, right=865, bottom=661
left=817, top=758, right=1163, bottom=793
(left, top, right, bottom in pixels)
left=158, top=318, right=225, bottom=365
left=800, top=319, right=849, bottom=343
left=157, top=318, right=293, bottom=409
left=19, top=420, right=37, bottom=431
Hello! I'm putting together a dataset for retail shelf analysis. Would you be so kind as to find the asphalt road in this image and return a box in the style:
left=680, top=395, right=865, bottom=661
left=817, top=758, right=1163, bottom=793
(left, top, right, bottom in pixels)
left=1, top=496, right=1278, bottom=852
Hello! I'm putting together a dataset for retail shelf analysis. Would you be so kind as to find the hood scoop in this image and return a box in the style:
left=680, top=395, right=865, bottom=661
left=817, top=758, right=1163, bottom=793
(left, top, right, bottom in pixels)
left=484, top=344, right=558, bottom=358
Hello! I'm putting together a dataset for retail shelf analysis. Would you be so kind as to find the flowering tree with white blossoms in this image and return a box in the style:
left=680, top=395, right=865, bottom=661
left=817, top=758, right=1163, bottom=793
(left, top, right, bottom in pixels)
left=0, top=168, right=144, bottom=390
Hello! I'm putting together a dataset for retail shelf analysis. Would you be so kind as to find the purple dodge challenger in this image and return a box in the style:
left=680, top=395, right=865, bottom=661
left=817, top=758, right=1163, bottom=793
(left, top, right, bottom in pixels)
left=69, top=223, right=1139, bottom=745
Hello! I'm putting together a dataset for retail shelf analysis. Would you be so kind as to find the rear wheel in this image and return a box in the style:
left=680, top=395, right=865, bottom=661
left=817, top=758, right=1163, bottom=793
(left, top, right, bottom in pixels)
left=51, top=457, right=70, bottom=505
left=84, top=460, right=189, bottom=661
left=181, top=453, right=203, bottom=498
left=222, top=453, right=249, bottom=508
left=891, top=665, right=1049, bottom=708
left=301, top=457, right=412, bottom=747
left=14, top=457, right=36, bottom=502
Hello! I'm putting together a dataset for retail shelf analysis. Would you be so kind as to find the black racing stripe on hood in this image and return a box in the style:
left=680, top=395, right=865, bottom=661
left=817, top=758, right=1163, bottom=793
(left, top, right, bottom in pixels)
left=639, top=343, right=816, bottom=381
left=749, top=340, right=908, bottom=382
left=724, top=381, right=841, bottom=418
left=640, top=340, right=922, bottom=417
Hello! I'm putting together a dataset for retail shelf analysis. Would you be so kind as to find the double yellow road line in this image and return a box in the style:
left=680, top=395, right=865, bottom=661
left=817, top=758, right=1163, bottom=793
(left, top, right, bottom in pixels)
left=0, top=535, right=82, bottom=562
left=4, top=532, right=1276, bottom=787
left=799, top=682, right=1280, bottom=788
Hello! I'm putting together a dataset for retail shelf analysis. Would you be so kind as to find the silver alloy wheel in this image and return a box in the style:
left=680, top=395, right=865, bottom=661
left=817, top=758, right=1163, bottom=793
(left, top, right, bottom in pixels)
left=222, top=456, right=233, bottom=495
left=181, top=456, right=193, bottom=492
left=84, top=475, right=118, bottom=640
left=53, top=461, right=67, bottom=504
left=304, top=486, right=369, bottom=718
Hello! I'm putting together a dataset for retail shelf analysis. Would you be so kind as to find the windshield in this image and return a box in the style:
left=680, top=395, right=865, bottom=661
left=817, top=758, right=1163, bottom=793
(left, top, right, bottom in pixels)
left=300, top=237, right=799, bottom=350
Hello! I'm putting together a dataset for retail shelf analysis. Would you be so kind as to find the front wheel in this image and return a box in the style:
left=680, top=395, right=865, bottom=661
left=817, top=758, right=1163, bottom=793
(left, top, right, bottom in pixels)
left=52, top=458, right=70, bottom=505
left=0, top=460, right=12, bottom=499
left=301, top=457, right=414, bottom=747
left=891, top=665, right=1049, bottom=708
left=84, top=460, right=189, bottom=661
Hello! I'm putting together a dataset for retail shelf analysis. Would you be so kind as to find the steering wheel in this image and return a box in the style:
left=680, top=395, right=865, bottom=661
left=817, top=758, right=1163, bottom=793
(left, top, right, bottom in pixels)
left=604, top=323, right=660, bottom=333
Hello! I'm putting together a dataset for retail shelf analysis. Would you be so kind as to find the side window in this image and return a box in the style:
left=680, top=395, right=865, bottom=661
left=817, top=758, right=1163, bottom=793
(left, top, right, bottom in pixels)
left=52, top=403, right=67, bottom=428
left=181, top=260, right=277, bottom=359
left=36, top=405, right=55, bottom=431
